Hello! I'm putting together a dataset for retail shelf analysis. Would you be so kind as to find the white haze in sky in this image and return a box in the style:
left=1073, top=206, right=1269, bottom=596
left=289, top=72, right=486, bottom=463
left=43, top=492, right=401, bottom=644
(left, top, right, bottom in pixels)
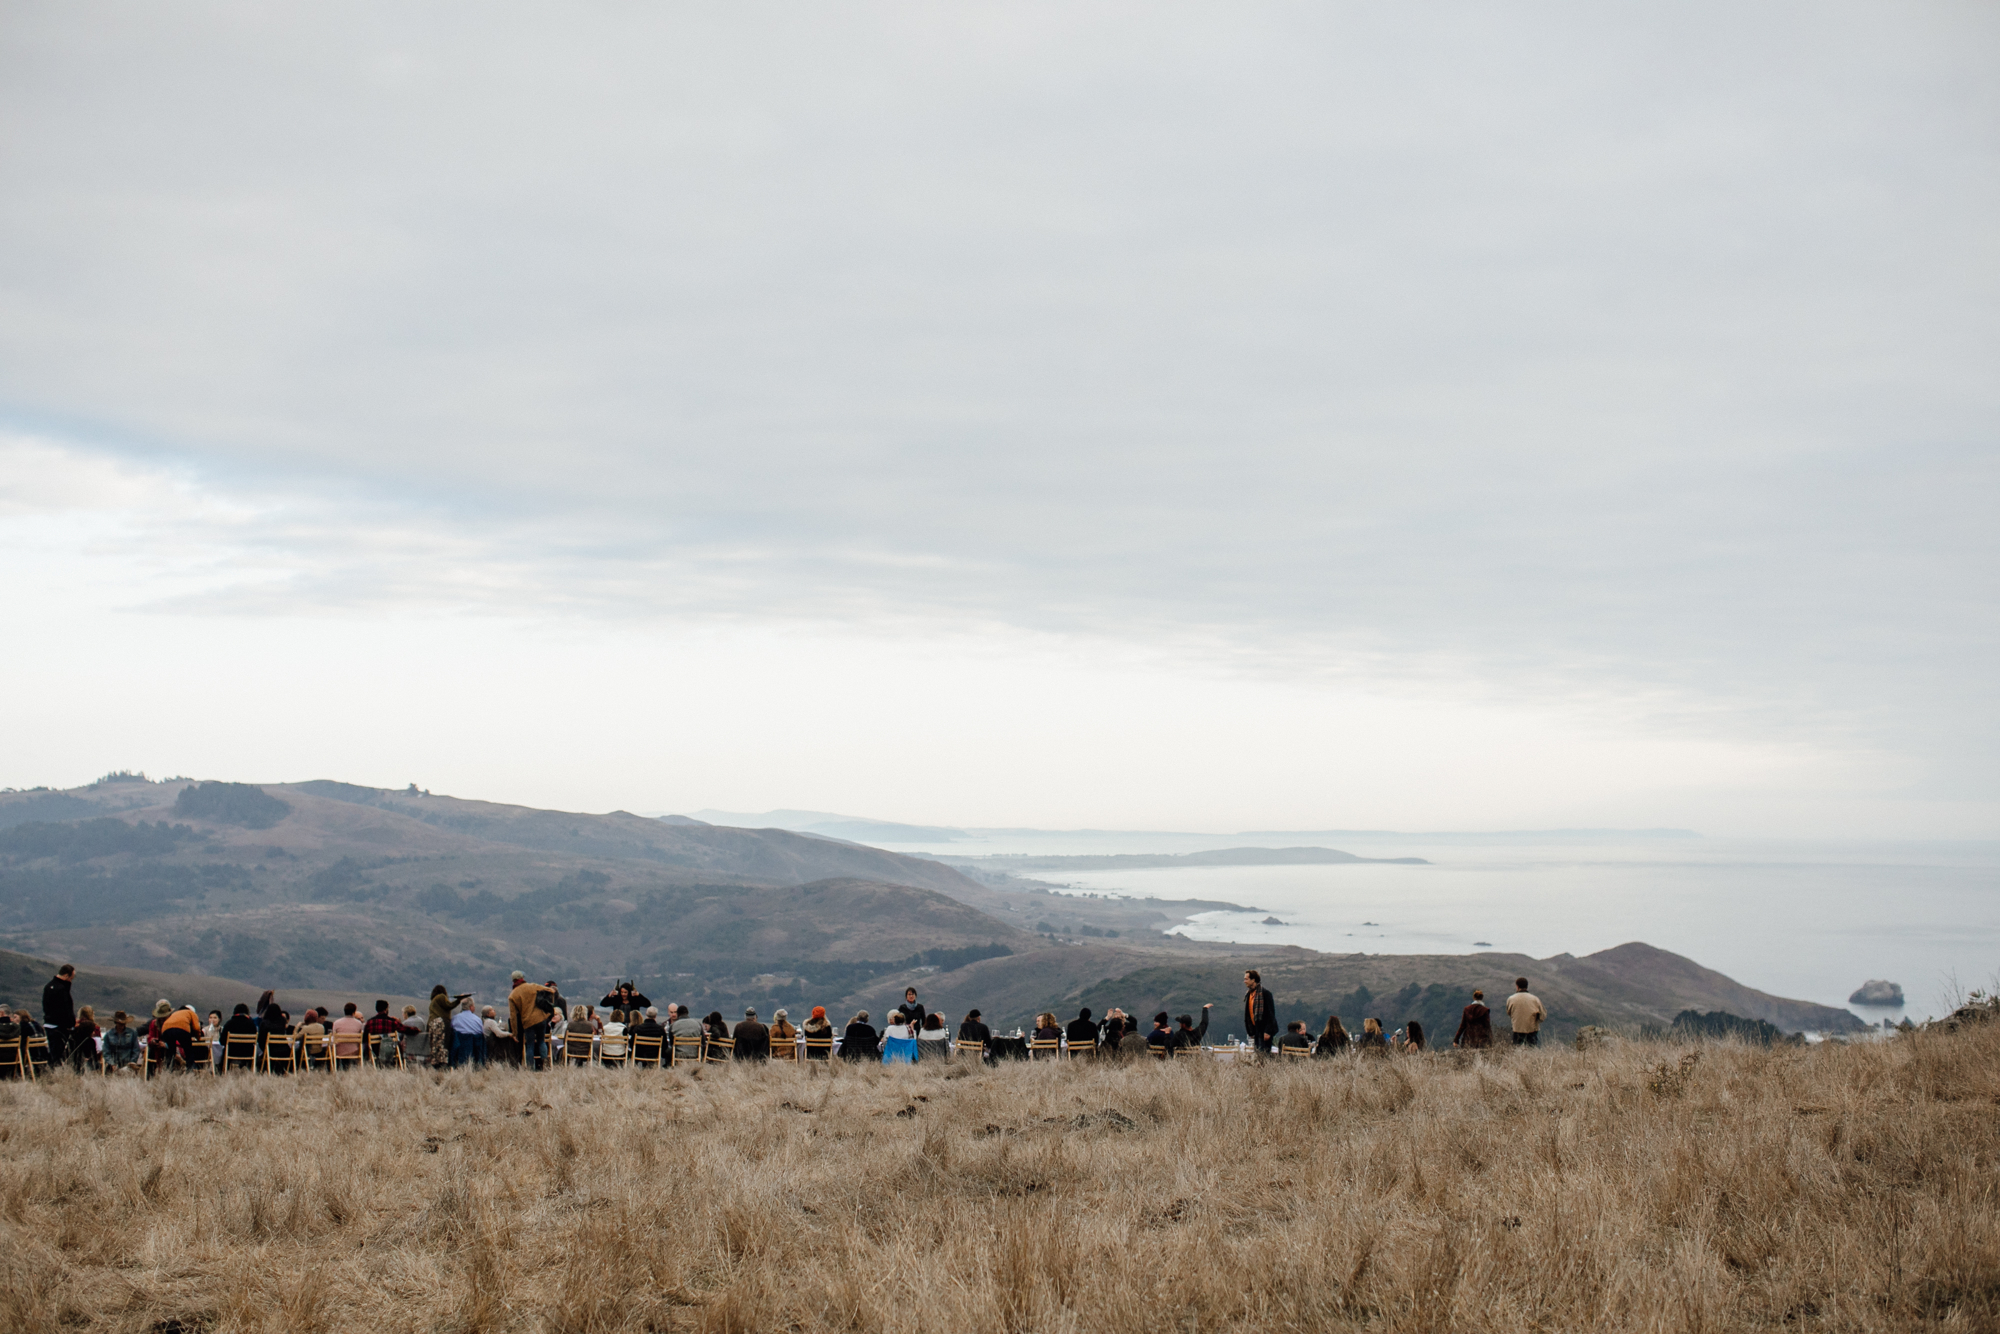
left=1, top=3, right=1995, bottom=836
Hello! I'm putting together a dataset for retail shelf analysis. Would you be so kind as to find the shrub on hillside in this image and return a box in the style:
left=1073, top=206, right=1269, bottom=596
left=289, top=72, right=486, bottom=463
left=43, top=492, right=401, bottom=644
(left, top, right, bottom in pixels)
left=174, top=781, right=292, bottom=829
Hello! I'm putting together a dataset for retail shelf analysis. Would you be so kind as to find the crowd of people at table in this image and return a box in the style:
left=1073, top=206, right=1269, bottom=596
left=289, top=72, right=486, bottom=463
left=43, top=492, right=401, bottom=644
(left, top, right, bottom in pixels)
left=0, top=963, right=1550, bottom=1076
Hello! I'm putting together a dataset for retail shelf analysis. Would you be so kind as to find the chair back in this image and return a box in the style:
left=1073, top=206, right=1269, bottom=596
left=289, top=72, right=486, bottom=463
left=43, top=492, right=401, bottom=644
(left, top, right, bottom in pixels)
left=770, top=1037, right=797, bottom=1063
left=802, top=1036, right=834, bottom=1060
left=703, top=1036, right=735, bottom=1063
left=630, top=1035, right=664, bottom=1068
left=953, top=1037, right=984, bottom=1060
left=327, top=1031, right=365, bottom=1062
left=671, top=1034, right=704, bottom=1064
left=1064, top=1039, right=1093, bottom=1057
left=563, top=1033, right=596, bottom=1065
left=0, top=1040, right=24, bottom=1079
left=369, top=1033, right=406, bottom=1068
left=186, top=1040, right=213, bottom=1072
left=1173, top=1045, right=1200, bottom=1059
left=299, top=1032, right=333, bottom=1070
left=1282, top=1044, right=1311, bottom=1058
left=264, top=1037, right=297, bottom=1074
left=1148, top=1042, right=1171, bottom=1060
left=1027, top=1037, right=1060, bottom=1058
left=223, top=1034, right=260, bottom=1070
left=24, top=1035, right=51, bottom=1077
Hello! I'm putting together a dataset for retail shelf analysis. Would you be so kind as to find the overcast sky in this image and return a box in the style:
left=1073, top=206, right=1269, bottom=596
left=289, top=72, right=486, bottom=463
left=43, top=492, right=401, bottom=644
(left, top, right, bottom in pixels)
left=2, top=3, right=1995, bottom=836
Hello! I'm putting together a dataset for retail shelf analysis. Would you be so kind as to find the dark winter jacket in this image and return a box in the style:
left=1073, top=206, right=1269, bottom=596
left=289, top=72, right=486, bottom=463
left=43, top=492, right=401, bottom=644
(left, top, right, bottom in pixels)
left=41, top=976, right=75, bottom=1029
left=841, top=1021, right=879, bottom=1061
left=733, top=1018, right=770, bottom=1059
left=1065, top=1017, right=1099, bottom=1051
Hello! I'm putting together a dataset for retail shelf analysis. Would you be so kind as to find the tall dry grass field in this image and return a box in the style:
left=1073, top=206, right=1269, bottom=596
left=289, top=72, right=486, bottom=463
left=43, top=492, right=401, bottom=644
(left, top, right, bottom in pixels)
left=1, top=1025, right=1996, bottom=1333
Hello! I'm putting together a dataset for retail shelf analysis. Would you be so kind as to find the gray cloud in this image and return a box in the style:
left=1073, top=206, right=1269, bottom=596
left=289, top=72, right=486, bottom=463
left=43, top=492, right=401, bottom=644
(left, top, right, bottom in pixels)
left=1, top=2, right=1996, bottom=798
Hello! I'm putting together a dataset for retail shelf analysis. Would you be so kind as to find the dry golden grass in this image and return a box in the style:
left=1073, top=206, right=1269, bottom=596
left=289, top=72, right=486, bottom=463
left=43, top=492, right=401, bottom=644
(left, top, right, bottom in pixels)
left=1, top=1024, right=1996, bottom=1334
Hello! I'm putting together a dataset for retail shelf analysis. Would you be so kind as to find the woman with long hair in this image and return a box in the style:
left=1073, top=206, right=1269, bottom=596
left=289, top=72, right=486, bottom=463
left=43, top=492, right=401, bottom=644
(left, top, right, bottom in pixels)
left=1315, top=1015, right=1348, bottom=1056
left=1033, top=1012, right=1062, bottom=1043
left=1356, top=1016, right=1388, bottom=1053
left=427, top=985, right=454, bottom=1069
left=1399, top=1020, right=1426, bottom=1053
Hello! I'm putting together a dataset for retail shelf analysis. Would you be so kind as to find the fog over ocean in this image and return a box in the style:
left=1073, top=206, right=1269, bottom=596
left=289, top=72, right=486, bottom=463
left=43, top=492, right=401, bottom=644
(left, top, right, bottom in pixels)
left=890, top=830, right=1999, bottom=1026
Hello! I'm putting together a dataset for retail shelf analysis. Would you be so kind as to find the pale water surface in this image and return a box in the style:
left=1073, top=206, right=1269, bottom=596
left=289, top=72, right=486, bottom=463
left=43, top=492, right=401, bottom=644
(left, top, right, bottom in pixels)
left=899, top=831, right=2000, bottom=1026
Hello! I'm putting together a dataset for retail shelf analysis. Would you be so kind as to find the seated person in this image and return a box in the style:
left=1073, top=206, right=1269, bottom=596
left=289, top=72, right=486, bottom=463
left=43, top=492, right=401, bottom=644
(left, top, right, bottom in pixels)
left=451, top=999, right=487, bottom=1066
left=102, top=1011, right=141, bottom=1072
left=1277, top=1020, right=1314, bottom=1052
left=1033, top=1013, right=1062, bottom=1044
left=598, top=1009, right=628, bottom=1060
left=1065, top=1008, right=1099, bottom=1054
left=71, top=1005, right=103, bottom=1070
left=800, top=1007, right=835, bottom=1057
left=221, top=1003, right=260, bottom=1042
left=840, top=1012, right=879, bottom=1061
left=769, top=1009, right=797, bottom=1045
left=329, top=1003, right=367, bottom=1065
left=668, top=1005, right=705, bottom=1057
left=879, top=1011, right=918, bottom=1065
left=1315, top=1016, right=1349, bottom=1055
left=1146, top=1012, right=1174, bottom=1053
left=732, top=1009, right=769, bottom=1060
left=1174, top=1005, right=1212, bottom=1051
left=700, top=1010, right=728, bottom=1044
left=956, top=1009, right=991, bottom=1057
left=917, top=1012, right=951, bottom=1055
left=1355, top=1017, right=1389, bottom=1053
left=631, top=1006, right=668, bottom=1043
left=482, top=1005, right=514, bottom=1063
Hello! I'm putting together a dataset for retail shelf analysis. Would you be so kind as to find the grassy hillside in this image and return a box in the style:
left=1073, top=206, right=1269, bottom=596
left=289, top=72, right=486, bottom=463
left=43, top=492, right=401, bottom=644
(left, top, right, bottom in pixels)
left=0, top=776, right=1014, bottom=1009
left=0, top=1019, right=1990, bottom=1332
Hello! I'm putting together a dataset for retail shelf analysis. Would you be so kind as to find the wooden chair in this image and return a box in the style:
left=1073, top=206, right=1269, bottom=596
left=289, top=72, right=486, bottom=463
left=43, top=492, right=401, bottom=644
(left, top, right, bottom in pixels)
left=1173, top=1045, right=1201, bottom=1059
left=952, top=1036, right=984, bottom=1061
left=298, top=1033, right=334, bottom=1073
left=0, top=1038, right=26, bottom=1081
left=770, top=1036, right=798, bottom=1063
left=1281, top=1044, right=1312, bottom=1059
left=562, top=1033, right=596, bottom=1067
left=703, top=1035, right=734, bottom=1064
left=368, top=1033, right=406, bottom=1069
left=263, top=1036, right=298, bottom=1075
left=326, top=1033, right=366, bottom=1070
left=24, top=1035, right=52, bottom=1079
left=598, top=1036, right=631, bottom=1068
left=1064, top=1039, right=1094, bottom=1058
left=629, top=1035, right=664, bottom=1069
left=671, top=1034, right=705, bottom=1066
left=188, top=1040, right=215, bottom=1074
left=802, top=1036, right=834, bottom=1062
left=223, top=1034, right=260, bottom=1072
left=1147, top=1042, right=1171, bottom=1060
left=1027, top=1037, right=1060, bottom=1059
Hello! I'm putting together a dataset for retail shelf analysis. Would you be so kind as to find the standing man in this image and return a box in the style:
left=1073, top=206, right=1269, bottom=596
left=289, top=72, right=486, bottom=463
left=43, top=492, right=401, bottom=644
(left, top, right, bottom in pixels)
left=1505, top=977, right=1546, bottom=1047
left=1243, top=970, right=1278, bottom=1054
left=41, top=964, right=76, bottom=1067
left=508, top=971, right=554, bottom=1071
left=1453, top=990, right=1494, bottom=1049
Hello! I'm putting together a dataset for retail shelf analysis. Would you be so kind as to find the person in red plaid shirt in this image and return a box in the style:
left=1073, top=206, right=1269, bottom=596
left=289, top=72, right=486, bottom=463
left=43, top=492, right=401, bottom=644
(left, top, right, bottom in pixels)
left=363, top=999, right=418, bottom=1064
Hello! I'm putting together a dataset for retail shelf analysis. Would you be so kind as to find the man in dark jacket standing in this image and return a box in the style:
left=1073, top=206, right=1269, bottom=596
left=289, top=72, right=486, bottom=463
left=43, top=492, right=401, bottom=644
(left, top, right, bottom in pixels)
left=1453, top=990, right=1494, bottom=1048
left=1243, top=970, right=1278, bottom=1054
left=1065, top=1008, right=1099, bottom=1055
left=733, top=1008, right=770, bottom=1060
left=41, top=965, right=76, bottom=1065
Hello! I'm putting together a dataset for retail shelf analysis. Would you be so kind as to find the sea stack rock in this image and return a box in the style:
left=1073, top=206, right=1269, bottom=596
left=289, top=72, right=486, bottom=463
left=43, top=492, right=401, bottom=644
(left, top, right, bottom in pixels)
left=1849, top=980, right=1905, bottom=1006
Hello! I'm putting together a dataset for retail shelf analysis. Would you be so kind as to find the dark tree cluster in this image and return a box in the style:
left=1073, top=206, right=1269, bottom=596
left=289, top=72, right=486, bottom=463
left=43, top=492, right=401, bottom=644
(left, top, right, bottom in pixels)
left=175, top=781, right=293, bottom=829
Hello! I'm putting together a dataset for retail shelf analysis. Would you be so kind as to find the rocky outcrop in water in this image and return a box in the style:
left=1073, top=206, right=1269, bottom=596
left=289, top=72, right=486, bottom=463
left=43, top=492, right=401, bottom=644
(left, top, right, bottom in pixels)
left=1849, top=979, right=1904, bottom=1006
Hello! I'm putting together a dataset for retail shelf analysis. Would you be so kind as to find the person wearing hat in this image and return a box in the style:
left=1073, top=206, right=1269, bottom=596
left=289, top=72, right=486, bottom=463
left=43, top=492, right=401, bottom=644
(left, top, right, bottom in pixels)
left=801, top=1006, right=835, bottom=1059
left=955, top=1008, right=991, bottom=1061
left=102, top=1010, right=141, bottom=1072
left=732, top=1007, right=770, bottom=1060
left=152, top=999, right=202, bottom=1070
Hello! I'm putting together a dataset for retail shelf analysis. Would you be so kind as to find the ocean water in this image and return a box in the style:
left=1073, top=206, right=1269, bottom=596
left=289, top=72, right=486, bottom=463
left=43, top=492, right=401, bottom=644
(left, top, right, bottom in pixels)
left=902, top=832, right=2000, bottom=1026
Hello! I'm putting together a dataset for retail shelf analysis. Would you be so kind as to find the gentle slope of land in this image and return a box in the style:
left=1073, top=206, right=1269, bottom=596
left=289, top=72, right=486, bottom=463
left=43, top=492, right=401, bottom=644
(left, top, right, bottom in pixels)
left=0, top=1019, right=1991, bottom=1332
